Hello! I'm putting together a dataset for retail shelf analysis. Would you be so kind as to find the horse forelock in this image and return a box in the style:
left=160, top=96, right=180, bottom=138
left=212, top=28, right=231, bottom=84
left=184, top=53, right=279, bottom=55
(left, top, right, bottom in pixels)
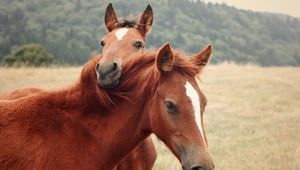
left=173, top=51, right=203, bottom=78
left=114, top=19, right=139, bottom=29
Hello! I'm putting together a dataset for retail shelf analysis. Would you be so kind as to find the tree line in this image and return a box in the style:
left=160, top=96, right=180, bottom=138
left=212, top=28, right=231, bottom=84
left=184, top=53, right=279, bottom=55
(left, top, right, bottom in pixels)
left=0, top=0, right=299, bottom=66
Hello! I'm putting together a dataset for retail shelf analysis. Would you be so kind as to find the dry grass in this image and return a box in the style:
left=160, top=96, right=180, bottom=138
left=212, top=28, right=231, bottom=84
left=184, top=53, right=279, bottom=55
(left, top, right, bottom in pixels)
left=0, top=67, right=81, bottom=91
left=0, top=63, right=299, bottom=170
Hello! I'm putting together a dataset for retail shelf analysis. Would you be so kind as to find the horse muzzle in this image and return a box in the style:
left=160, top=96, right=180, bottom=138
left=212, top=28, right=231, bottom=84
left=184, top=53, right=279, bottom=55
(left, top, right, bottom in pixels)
left=95, top=62, right=122, bottom=88
left=179, top=145, right=215, bottom=170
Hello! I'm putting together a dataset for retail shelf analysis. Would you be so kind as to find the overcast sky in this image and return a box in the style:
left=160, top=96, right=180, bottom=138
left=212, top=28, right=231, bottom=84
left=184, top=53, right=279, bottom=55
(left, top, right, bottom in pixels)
left=205, top=0, right=300, bottom=18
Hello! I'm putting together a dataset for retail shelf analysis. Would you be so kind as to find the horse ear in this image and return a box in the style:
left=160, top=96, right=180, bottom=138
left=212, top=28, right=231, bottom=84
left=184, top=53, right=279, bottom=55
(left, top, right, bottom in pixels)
left=138, top=4, right=153, bottom=37
left=156, top=43, right=174, bottom=72
left=104, top=3, right=118, bottom=32
left=192, top=44, right=212, bottom=69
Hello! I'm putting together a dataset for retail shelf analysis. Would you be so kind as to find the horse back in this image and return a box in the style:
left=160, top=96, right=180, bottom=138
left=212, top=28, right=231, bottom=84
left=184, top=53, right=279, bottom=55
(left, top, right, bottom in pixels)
left=0, top=87, right=45, bottom=100
left=0, top=92, right=96, bottom=169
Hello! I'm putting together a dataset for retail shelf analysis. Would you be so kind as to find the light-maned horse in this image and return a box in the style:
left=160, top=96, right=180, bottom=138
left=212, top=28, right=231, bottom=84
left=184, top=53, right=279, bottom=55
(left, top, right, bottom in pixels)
left=0, top=43, right=214, bottom=170
left=0, top=3, right=156, bottom=170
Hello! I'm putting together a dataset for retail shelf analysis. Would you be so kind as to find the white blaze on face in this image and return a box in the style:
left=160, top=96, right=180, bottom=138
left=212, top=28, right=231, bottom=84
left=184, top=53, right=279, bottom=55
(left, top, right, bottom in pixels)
left=115, top=28, right=129, bottom=41
left=185, top=81, right=207, bottom=149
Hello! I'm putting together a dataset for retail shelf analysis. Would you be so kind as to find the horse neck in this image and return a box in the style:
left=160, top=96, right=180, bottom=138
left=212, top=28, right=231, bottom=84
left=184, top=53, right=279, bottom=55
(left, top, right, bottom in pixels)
left=50, top=56, right=158, bottom=169
left=75, top=63, right=159, bottom=169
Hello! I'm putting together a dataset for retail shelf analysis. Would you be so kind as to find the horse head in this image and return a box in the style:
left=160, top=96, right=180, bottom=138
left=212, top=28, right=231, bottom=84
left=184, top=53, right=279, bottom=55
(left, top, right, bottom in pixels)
left=96, top=3, right=153, bottom=88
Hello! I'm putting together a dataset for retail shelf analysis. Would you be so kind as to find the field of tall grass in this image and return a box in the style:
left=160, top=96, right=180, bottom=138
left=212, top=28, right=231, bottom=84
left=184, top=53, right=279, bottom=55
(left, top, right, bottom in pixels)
left=0, top=63, right=299, bottom=170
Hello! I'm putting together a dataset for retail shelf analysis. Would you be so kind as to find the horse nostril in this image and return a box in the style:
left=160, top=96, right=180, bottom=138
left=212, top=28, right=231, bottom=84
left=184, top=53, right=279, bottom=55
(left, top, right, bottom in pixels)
left=96, top=62, right=100, bottom=71
left=191, top=165, right=204, bottom=170
left=112, top=62, right=118, bottom=72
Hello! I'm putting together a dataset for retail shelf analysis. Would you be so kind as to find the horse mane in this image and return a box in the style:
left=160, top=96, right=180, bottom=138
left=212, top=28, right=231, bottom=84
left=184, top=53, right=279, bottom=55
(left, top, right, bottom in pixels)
left=78, top=49, right=202, bottom=110
left=78, top=52, right=153, bottom=109
left=122, top=49, right=202, bottom=80
left=79, top=54, right=117, bottom=109
left=118, top=49, right=203, bottom=104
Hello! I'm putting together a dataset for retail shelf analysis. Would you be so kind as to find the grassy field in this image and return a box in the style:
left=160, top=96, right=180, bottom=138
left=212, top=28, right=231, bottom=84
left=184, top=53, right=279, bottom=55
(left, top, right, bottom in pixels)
left=0, top=64, right=299, bottom=170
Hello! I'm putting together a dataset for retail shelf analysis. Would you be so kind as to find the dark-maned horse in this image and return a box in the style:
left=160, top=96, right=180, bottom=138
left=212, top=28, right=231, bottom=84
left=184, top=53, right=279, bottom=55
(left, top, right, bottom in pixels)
left=97, top=3, right=153, bottom=88
left=0, top=43, right=214, bottom=170
left=0, top=3, right=156, bottom=170
left=100, top=4, right=156, bottom=169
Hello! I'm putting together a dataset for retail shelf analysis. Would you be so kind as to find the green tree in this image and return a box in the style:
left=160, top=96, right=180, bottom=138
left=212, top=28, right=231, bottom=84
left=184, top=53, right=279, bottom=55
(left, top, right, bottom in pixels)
left=0, top=0, right=299, bottom=66
left=75, top=0, right=81, bottom=12
left=3, top=44, right=54, bottom=66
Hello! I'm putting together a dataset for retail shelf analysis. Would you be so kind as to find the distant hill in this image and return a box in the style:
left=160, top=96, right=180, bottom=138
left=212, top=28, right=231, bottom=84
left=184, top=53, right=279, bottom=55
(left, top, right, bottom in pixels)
left=0, top=0, right=299, bottom=66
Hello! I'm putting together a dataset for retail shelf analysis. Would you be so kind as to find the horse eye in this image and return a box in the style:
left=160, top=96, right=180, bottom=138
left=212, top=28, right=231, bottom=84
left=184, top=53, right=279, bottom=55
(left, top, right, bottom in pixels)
left=134, top=41, right=143, bottom=49
left=164, top=100, right=178, bottom=113
left=100, top=41, right=105, bottom=47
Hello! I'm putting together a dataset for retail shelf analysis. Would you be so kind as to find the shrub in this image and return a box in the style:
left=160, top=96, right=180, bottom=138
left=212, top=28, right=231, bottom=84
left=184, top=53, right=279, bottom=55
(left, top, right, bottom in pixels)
left=3, top=44, right=54, bottom=66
